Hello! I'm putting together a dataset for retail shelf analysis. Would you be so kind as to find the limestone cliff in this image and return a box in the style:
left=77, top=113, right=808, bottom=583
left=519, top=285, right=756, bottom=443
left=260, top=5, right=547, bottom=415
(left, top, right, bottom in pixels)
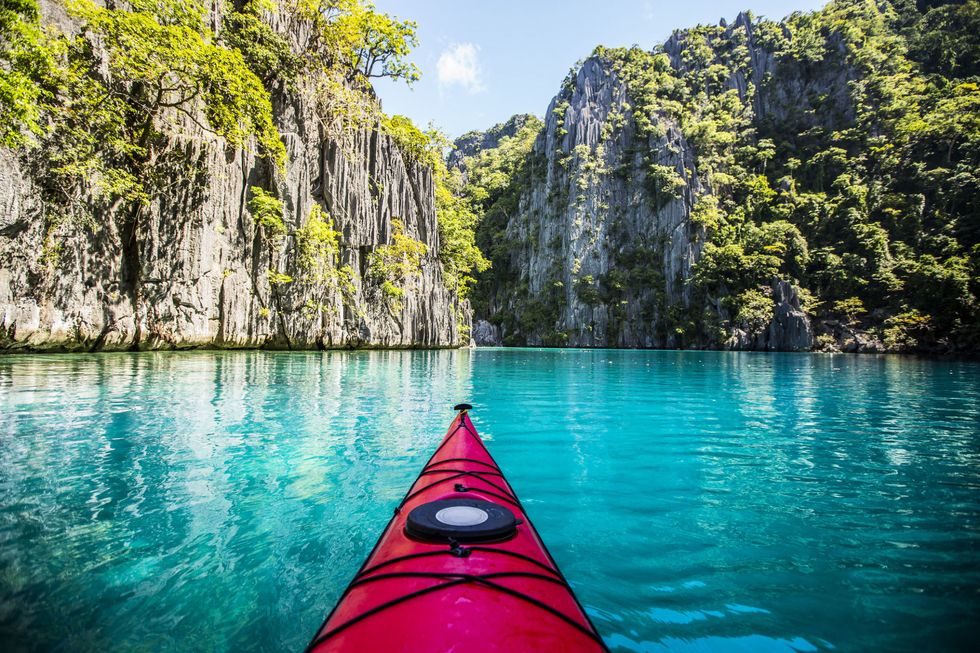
left=447, top=114, right=539, bottom=175
left=0, top=1, right=466, bottom=351
left=457, top=13, right=821, bottom=351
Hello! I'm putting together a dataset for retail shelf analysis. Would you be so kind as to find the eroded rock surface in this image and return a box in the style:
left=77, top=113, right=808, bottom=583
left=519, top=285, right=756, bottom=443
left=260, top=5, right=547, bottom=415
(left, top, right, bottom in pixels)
left=0, top=4, right=467, bottom=352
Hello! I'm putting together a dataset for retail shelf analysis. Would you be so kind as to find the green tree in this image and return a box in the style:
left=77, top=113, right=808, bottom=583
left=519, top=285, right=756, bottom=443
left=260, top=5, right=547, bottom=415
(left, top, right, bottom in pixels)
left=833, top=297, right=866, bottom=324
left=0, top=0, right=47, bottom=146
left=433, top=158, right=490, bottom=299
left=368, top=218, right=427, bottom=312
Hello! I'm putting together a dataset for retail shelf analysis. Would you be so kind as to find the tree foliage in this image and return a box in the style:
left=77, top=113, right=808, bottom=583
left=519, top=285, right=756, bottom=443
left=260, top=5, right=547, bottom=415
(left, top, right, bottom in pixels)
left=453, top=116, right=545, bottom=320
left=452, top=1, right=978, bottom=351
left=594, top=0, right=980, bottom=350
left=248, top=187, right=287, bottom=237
left=1, top=0, right=453, bottom=328
left=294, top=204, right=356, bottom=306
left=368, top=218, right=427, bottom=312
left=433, top=153, right=491, bottom=300
left=0, top=0, right=47, bottom=146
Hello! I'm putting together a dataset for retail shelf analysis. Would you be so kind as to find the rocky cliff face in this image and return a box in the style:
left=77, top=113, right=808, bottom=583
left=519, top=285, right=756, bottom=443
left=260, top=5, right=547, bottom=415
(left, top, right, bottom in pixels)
left=447, top=114, right=538, bottom=174
left=506, top=56, right=705, bottom=348
left=727, top=280, right=813, bottom=351
left=456, top=13, right=817, bottom=351
left=0, top=2, right=466, bottom=351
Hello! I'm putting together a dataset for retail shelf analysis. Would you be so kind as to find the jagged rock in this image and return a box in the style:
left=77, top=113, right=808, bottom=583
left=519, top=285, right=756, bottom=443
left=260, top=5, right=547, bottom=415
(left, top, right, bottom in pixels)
left=816, top=320, right=885, bottom=354
left=489, top=55, right=702, bottom=348
left=841, top=331, right=885, bottom=353
left=766, top=280, right=813, bottom=351
left=471, top=319, right=502, bottom=346
left=0, top=4, right=468, bottom=352
left=727, top=280, right=813, bottom=352
left=470, top=13, right=845, bottom=350
left=448, top=114, right=538, bottom=172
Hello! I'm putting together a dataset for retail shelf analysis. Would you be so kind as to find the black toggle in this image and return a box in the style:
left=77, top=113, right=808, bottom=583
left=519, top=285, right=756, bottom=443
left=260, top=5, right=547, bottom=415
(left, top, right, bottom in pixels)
left=453, top=403, right=473, bottom=412
left=448, top=539, right=472, bottom=557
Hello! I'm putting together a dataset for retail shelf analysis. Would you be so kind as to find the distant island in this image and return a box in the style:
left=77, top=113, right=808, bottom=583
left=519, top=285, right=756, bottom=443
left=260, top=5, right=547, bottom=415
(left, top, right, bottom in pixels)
left=1, top=0, right=977, bottom=354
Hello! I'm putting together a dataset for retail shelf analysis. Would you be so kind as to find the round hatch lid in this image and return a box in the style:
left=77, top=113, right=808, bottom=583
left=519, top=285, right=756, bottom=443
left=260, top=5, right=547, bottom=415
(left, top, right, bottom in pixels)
left=405, top=498, right=518, bottom=543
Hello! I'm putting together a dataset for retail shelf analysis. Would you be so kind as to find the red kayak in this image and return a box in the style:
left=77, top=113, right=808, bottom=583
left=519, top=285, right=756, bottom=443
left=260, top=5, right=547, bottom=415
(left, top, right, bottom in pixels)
left=306, top=404, right=607, bottom=652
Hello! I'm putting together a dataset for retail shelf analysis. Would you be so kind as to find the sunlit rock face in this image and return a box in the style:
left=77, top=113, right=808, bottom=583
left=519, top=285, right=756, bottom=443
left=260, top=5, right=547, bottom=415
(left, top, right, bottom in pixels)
left=448, top=114, right=539, bottom=177
left=0, top=4, right=466, bottom=352
left=505, top=56, right=703, bottom=348
left=456, top=12, right=816, bottom=351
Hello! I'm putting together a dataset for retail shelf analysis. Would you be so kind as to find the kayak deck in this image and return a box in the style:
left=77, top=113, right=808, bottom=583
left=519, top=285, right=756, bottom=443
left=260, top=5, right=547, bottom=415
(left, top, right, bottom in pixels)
left=306, top=407, right=606, bottom=652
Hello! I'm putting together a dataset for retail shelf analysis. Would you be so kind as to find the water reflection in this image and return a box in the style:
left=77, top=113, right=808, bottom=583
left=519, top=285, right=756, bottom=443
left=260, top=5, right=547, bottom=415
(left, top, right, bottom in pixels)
left=0, top=350, right=476, bottom=651
left=465, top=350, right=980, bottom=652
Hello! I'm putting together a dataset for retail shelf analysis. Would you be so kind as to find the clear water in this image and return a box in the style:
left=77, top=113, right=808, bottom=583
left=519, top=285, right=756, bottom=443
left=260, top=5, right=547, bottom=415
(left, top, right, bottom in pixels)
left=1, top=349, right=978, bottom=652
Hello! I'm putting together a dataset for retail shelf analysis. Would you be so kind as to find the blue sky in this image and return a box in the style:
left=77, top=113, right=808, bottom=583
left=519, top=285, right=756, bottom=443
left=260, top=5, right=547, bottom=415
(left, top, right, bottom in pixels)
left=371, top=0, right=828, bottom=139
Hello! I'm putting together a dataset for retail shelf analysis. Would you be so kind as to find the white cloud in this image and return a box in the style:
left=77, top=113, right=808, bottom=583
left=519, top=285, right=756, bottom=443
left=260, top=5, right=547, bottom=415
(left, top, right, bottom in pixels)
left=436, top=43, right=485, bottom=94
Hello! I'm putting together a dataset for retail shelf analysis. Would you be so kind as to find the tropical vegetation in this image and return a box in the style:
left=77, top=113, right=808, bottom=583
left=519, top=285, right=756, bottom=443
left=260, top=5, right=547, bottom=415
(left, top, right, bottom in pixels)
left=451, top=0, right=980, bottom=352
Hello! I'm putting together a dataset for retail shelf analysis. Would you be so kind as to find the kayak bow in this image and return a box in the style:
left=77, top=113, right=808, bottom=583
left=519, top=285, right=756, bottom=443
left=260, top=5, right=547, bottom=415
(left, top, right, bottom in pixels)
left=306, top=404, right=607, bottom=652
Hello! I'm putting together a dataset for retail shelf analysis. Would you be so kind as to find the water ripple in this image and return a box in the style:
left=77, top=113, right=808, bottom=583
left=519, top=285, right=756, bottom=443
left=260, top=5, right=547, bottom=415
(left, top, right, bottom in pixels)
left=1, top=349, right=978, bottom=651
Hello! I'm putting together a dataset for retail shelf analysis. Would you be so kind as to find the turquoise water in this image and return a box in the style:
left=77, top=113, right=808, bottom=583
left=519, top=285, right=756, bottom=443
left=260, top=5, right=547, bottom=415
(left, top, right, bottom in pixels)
left=1, top=349, right=978, bottom=652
